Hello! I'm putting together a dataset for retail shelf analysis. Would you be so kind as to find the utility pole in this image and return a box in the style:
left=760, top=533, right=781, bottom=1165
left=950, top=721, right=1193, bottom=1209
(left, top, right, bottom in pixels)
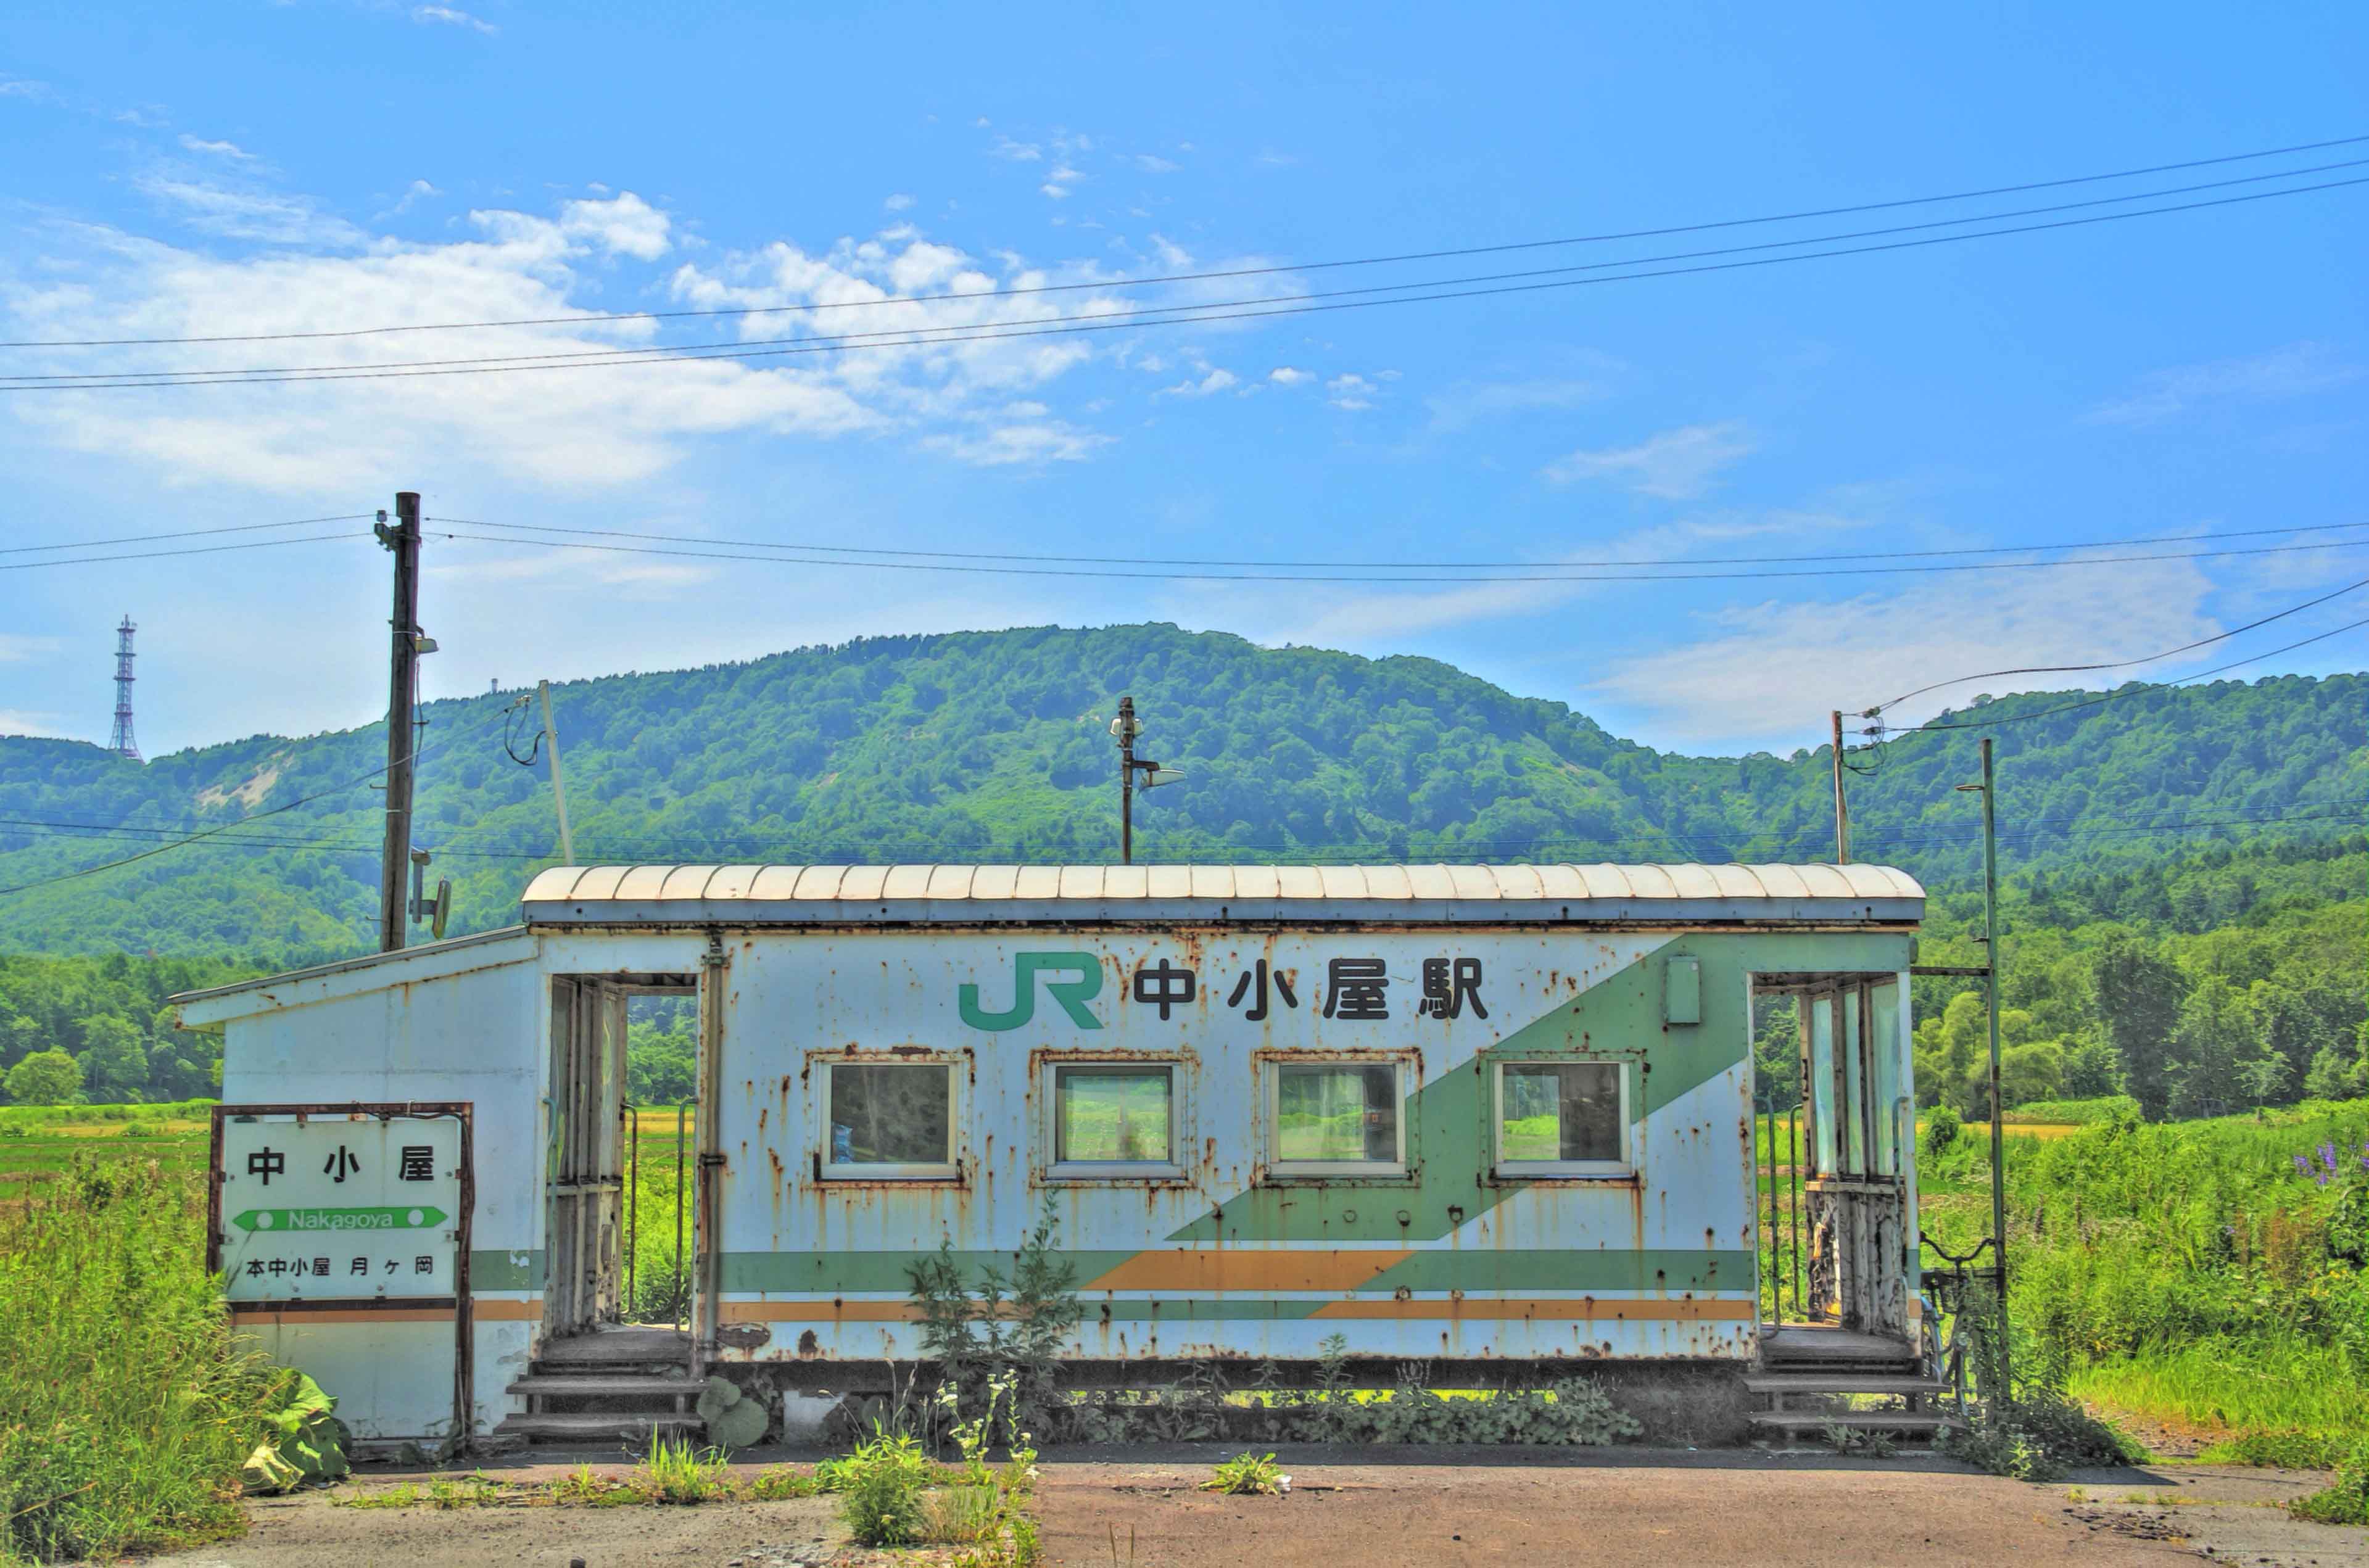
left=1978, top=735, right=2008, bottom=1395
left=1954, top=735, right=2009, bottom=1399
left=108, top=616, right=142, bottom=762
left=376, top=492, right=423, bottom=954
left=1115, top=695, right=1139, bottom=865
left=1829, top=709, right=1850, bottom=863
left=1109, top=695, right=1183, bottom=864
left=538, top=679, right=575, bottom=864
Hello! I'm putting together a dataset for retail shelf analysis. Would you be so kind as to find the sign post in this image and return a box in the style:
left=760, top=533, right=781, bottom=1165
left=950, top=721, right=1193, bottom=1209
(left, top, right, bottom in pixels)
left=209, top=1104, right=474, bottom=1436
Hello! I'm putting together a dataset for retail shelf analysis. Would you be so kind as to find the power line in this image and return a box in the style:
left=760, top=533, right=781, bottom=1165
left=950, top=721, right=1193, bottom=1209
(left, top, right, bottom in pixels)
left=428, top=525, right=2369, bottom=586
left=0, top=513, right=372, bottom=556
left=431, top=515, right=2369, bottom=576
left=0, top=710, right=508, bottom=897
left=1863, top=574, right=2369, bottom=714
left=1875, top=615, right=2369, bottom=738
left=10, top=131, right=2363, bottom=350
left=17, top=173, right=2369, bottom=392
left=0, top=530, right=362, bottom=572
left=24, top=158, right=2369, bottom=387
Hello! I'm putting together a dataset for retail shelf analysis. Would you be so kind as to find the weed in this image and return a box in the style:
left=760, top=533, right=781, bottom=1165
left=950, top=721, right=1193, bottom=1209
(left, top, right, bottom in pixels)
left=2196, top=1430, right=2354, bottom=1469
left=744, top=1466, right=822, bottom=1501
left=2064, top=1486, right=2090, bottom=1503
left=911, top=1197, right=1084, bottom=1440
left=1942, top=1386, right=2140, bottom=1482
left=919, top=1483, right=1005, bottom=1544
left=833, top=1427, right=934, bottom=1546
left=545, top=1464, right=639, bottom=1506
left=425, top=1473, right=505, bottom=1509
left=0, top=1153, right=279, bottom=1563
left=1822, top=1422, right=1899, bottom=1458
left=2291, top=1441, right=2369, bottom=1526
left=1202, top=1452, right=1288, bottom=1495
left=629, top=1436, right=732, bottom=1504
left=331, top=1482, right=424, bottom=1509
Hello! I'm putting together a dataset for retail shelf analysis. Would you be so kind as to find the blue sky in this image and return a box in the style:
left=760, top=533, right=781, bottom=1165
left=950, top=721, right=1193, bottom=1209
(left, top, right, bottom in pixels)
left=3, top=1, right=2365, bottom=759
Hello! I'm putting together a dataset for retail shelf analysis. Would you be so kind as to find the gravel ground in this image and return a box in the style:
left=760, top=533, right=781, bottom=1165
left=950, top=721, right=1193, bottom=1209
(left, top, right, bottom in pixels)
left=126, top=1448, right=2369, bottom=1568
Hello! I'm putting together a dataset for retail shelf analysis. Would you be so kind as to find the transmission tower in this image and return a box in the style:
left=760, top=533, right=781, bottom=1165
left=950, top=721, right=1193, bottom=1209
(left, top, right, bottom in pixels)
left=107, top=614, right=141, bottom=762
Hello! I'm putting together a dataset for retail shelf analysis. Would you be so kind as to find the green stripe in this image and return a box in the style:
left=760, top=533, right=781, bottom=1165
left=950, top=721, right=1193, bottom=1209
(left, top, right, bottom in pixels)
left=468, top=1248, right=545, bottom=1290
left=716, top=1248, right=1745, bottom=1296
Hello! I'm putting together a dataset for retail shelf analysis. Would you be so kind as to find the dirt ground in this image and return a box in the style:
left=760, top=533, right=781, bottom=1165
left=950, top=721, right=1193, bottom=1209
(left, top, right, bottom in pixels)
left=135, top=1448, right=2369, bottom=1568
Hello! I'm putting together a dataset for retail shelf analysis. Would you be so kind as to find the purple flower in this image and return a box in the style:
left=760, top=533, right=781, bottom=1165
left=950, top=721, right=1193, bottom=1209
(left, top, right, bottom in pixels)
left=2294, top=1153, right=2313, bottom=1176
left=2320, top=1142, right=2341, bottom=1174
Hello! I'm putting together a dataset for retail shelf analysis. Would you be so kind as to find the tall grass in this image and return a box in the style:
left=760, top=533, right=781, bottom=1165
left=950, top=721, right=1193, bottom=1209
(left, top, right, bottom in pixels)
left=2069, top=1342, right=2369, bottom=1441
left=0, top=1154, right=276, bottom=1563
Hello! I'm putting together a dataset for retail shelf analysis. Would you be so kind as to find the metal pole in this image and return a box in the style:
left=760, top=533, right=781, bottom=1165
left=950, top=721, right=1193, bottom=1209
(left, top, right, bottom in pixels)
left=674, top=1100, right=687, bottom=1331
left=538, top=679, right=574, bottom=864
left=1788, top=1106, right=1804, bottom=1318
left=1830, top=709, right=1851, bottom=864
left=1117, top=694, right=1136, bottom=865
left=1980, top=735, right=2010, bottom=1397
left=1763, top=1108, right=1777, bottom=1324
left=626, top=1102, right=639, bottom=1313
left=377, top=492, right=422, bottom=953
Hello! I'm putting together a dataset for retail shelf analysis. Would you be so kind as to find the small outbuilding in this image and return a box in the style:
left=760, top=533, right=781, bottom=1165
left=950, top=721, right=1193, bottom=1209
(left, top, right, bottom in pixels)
left=175, top=862, right=1929, bottom=1442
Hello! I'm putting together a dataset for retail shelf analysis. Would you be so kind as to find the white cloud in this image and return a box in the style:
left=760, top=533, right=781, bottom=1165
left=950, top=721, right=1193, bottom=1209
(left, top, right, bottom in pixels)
left=413, top=5, right=497, bottom=34
left=921, top=417, right=1110, bottom=465
left=1543, top=421, right=1753, bottom=498
left=1268, top=366, right=1311, bottom=386
left=1040, top=165, right=1083, bottom=200
left=0, top=169, right=1219, bottom=493
left=1133, top=154, right=1180, bottom=173
left=989, top=136, right=1041, bottom=162
left=0, top=78, right=56, bottom=101
left=1146, top=233, right=1191, bottom=269
left=1424, top=377, right=1603, bottom=434
left=0, top=634, right=60, bottom=662
left=1161, top=367, right=1237, bottom=397
left=1327, top=372, right=1376, bottom=410
left=133, top=176, right=366, bottom=247
left=2087, top=342, right=2360, bottom=427
left=1588, top=555, right=2231, bottom=750
left=178, top=135, right=255, bottom=162
left=0, top=709, right=72, bottom=738
left=883, top=193, right=915, bottom=212
left=376, top=178, right=441, bottom=220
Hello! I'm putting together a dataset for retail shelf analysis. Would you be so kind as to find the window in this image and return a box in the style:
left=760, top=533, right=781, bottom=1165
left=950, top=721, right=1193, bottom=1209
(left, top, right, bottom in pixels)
left=823, top=1061, right=956, bottom=1179
left=1049, top=1063, right=1178, bottom=1176
left=1494, top=1060, right=1629, bottom=1176
left=1271, top=1060, right=1404, bottom=1176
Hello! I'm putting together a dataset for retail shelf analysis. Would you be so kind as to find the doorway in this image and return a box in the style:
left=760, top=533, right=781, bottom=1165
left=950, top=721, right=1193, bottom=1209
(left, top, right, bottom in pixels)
left=1752, top=974, right=1912, bottom=1342
left=545, top=975, right=697, bottom=1341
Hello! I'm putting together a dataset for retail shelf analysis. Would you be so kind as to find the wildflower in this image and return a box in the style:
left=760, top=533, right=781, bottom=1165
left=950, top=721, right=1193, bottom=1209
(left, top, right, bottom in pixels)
left=2294, top=1154, right=2314, bottom=1176
left=2320, top=1142, right=2341, bottom=1176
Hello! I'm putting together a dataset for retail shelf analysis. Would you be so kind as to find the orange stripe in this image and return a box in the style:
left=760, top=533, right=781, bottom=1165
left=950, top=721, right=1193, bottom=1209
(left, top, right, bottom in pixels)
left=1083, top=1249, right=1415, bottom=1294
left=721, top=1300, right=920, bottom=1323
left=230, top=1306, right=456, bottom=1326
left=1309, top=1297, right=1756, bottom=1322
left=472, top=1298, right=542, bottom=1321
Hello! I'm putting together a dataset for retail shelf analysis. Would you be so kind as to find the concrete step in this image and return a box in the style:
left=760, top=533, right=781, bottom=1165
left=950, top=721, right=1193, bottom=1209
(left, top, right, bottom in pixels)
left=537, top=1327, right=693, bottom=1365
left=1743, top=1374, right=1946, bottom=1396
left=1750, top=1411, right=1961, bottom=1434
left=492, top=1411, right=706, bottom=1443
left=506, top=1374, right=701, bottom=1401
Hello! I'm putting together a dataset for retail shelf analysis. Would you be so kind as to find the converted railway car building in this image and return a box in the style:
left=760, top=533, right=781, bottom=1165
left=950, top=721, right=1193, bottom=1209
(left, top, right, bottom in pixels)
left=175, top=862, right=1927, bottom=1442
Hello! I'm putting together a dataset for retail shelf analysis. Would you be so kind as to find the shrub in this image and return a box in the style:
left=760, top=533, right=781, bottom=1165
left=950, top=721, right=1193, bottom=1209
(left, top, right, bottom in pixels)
left=1943, top=1387, right=2141, bottom=1482
left=1922, top=1106, right=1963, bottom=1160
left=628, top=1435, right=732, bottom=1503
left=2291, top=1441, right=2369, bottom=1526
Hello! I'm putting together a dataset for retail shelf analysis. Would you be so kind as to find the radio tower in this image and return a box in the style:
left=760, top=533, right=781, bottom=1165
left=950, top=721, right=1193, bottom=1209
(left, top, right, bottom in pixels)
left=107, top=615, right=141, bottom=762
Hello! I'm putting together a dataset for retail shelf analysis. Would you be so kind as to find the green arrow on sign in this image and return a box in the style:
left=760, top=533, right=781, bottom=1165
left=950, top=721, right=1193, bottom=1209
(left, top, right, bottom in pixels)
left=230, top=1206, right=449, bottom=1233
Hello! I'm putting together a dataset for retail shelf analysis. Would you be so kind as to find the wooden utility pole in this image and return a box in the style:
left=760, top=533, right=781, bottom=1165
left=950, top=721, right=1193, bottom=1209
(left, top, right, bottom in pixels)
left=1830, top=709, right=1851, bottom=864
left=376, top=492, right=422, bottom=953
left=1115, top=695, right=1139, bottom=865
left=1978, top=735, right=2009, bottom=1395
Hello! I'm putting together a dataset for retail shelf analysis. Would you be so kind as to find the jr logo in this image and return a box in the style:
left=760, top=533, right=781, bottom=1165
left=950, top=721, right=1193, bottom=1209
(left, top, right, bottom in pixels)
left=959, top=952, right=1104, bottom=1031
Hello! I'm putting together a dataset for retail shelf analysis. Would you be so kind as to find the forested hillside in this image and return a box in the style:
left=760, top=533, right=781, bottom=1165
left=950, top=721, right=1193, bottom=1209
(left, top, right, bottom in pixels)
left=1, top=623, right=2359, bottom=959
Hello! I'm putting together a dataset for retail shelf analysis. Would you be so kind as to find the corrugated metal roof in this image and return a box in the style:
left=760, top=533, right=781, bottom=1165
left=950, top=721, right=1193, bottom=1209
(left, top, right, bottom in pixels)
left=519, top=862, right=1922, bottom=926
left=522, top=861, right=1920, bottom=904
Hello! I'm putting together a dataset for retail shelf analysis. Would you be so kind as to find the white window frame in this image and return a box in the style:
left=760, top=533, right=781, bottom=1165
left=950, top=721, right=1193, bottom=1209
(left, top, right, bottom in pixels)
left=1492, top=1058, right=1632, bottom=1179
left=819, top=1056, right=960, bottom=1181
left=1265, top=1054, right=1410, bottom=1179
left=1041, top=1058, right=1185, bottom=1182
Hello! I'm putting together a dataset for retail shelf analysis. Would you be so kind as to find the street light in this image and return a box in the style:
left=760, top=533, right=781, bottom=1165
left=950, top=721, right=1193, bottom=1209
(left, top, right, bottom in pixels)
left=1110, top=694, right=1183, bottom=864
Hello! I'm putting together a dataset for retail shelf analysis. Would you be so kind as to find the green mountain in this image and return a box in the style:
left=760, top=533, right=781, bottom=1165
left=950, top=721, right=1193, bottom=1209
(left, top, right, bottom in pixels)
left=0, top=623, right=2360, bottom=960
